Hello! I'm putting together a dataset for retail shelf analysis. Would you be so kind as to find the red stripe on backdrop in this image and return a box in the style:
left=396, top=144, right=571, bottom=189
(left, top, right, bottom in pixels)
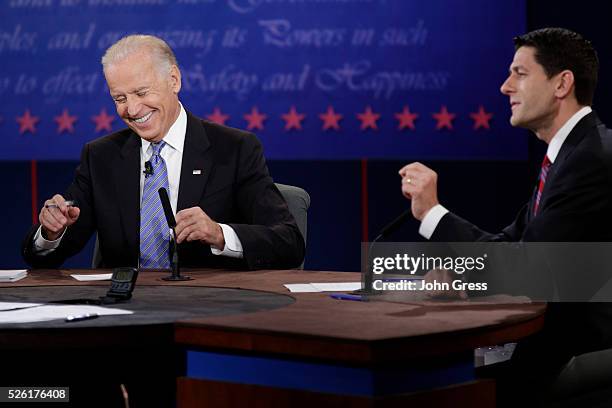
left=361, top=158, right=368, bottom=242
left=31, top=160, right=38, bottom=224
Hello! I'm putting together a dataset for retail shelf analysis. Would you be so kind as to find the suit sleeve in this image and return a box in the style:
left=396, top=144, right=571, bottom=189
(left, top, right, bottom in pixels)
left=432, top=144, right=612, bottom=243
left=228, top=134, right=305, bottom=269
left=22, top=143, right=97, bottom=268
left=431, top=205, right=528, bottom=242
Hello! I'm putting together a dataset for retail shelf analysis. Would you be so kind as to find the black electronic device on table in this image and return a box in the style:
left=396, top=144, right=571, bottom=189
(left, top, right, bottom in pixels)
left=104, top=267, right=139, bottom=301
left=49, top=267, right=139, bottom=306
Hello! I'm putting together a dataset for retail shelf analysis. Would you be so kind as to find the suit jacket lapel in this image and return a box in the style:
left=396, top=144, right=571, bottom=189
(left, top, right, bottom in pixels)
left=539, top=111, right=600, bottom=209
left=177, top=111, right=213, bottom=211
left=527, top=185, right=538, bottom=223
left=114, top=132, right=141, bottom=253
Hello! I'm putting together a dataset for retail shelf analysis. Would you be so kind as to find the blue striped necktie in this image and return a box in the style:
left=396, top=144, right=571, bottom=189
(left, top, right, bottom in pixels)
left=140, top=141, right=171, bottom=269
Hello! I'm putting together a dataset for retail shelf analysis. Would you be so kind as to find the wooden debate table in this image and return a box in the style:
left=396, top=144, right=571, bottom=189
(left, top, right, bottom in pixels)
left=0, top=269, right=545, bottom=407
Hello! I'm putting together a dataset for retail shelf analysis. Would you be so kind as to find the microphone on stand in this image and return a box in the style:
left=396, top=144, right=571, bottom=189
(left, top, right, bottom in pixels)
left=373, top=209, right=413, bottom=243
left=356, top=209, right=412, bottom=296
left=158, top=187, right=192, bottom=281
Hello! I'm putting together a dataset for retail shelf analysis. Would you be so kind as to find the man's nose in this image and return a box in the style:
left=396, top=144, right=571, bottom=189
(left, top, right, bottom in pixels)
left=126, top=97, right=141, bottom=117
left=500, top=76, right=514, bottom=95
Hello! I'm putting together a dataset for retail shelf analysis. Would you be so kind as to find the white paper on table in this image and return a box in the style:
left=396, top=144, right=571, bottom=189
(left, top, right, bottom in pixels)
left=310, top=282, right=362, bottom=292
left=70, top=273, right=113, bottom=281
left=0, top=302, right=42, bottom=311
left=0, top=269, right=28, bottom=282
left=0, top=305, right=133, bottom=324
left=283, top=283, right=320, bottom=293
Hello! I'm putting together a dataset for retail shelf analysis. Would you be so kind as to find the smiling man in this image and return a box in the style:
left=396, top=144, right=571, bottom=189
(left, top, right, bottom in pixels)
left=23, top=34, right=304, bottom=270
left=399, top=28, right=612, bottom=405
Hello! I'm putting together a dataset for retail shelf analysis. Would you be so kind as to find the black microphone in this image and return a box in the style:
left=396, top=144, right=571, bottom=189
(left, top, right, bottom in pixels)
left=158, top=187, right=176, bottom=228
left=373, top=209, right=412, bottom=242
left=157, top=187, right=191, bottom=281
left=144, top=161, right=154, bottom=178
left=358, top=209, right=412, bottom=296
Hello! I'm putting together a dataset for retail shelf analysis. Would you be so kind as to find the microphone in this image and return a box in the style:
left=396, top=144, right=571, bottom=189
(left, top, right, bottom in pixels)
left=158, top=187, right=176, bottom=228
left=373, top=209, right=412, bottom=242
left=144, top=161, right=153, bottom=178
left=158, top=187, right=191, bottom=281
left=357, top=209, right=412, bottom=296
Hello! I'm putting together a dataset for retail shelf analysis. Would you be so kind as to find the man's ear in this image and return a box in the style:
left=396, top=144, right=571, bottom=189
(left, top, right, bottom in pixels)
left=169, top=65, right=182, bottom=94
left=554, top=70, right=575, bottom=100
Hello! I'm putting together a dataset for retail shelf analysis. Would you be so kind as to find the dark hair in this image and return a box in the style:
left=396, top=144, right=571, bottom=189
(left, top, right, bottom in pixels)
left=514, top=27, right=598, bottom=105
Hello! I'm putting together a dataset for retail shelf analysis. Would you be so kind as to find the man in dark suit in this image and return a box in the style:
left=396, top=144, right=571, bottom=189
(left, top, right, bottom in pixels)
left=23, top=34, right=304, bottom=270
left=399, top=28, right=612, bottom=403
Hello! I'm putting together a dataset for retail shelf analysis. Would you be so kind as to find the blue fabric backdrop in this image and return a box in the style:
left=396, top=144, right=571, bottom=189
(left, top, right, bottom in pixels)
left=2, top=0, right=526, bottom=160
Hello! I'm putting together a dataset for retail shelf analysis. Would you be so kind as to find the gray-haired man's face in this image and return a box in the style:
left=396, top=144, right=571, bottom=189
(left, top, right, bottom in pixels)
left=104, top=50, right=181, bottom=143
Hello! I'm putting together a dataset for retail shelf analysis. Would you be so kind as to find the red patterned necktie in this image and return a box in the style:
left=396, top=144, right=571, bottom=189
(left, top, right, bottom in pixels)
left=533, top=155, right=551, bottom=216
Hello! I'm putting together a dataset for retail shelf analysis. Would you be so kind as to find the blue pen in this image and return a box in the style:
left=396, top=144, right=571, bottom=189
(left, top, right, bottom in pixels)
left=329, top=293, right=364, bottom=302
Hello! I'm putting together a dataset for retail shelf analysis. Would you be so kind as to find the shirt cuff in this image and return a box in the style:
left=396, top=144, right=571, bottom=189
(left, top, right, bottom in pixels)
left=33, top=225, right=65, bottom=252
left=418, top=204, right=449, bottom=239
left=210, top=223, right=244, bottom=259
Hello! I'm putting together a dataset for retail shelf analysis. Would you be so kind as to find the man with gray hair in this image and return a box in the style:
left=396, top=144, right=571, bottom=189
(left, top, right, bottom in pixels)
left=23, top=34, right=304, bottom=270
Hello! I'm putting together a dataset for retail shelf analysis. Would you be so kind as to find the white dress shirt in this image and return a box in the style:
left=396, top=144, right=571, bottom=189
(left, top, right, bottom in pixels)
left=418, top=106, right=593, bottom=239
left=34, top=102, right=243, bottom=259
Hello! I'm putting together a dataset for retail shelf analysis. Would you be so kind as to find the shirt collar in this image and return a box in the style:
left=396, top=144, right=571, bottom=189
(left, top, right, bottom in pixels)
left=141, top=102, right=187, bottom=156
left=546, top=106, right=592, bottom=163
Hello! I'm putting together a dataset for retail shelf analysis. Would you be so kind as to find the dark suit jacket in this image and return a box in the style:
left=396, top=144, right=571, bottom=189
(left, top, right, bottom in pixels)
left=22, top=111, right=305, bottom=270
left=433, top=111, right=612, bottom=243
left=431, top=111, right=612, bottom=369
